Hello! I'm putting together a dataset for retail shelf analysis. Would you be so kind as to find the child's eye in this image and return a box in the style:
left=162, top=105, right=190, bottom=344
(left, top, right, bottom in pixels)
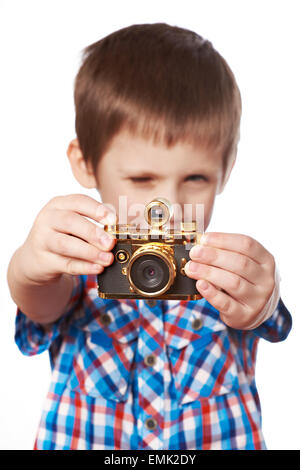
left=185, top=174, right=208, bottom=182
left=130, top=177, right=152, bottom=183
left=128, top=175, right=208, bottom=184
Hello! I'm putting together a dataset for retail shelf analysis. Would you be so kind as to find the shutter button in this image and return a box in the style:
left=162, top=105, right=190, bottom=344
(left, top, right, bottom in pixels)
left=100, top=313, right=112, bottom=326
left=192, top=318, right=202, bottom=330
left=145, top=417, right=157, bottom=430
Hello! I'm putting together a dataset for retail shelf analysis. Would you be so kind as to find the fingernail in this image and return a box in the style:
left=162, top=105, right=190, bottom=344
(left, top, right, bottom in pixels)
left=91, top=264, right=102, bottom=272
left=188, top=261, right=199, bottom=273
left=96, top=204, right=106, bottom=219
left=104, top=212, right=116, bottom=225
left=96, top=205, right=116, bottom=224
left=100, top=232, right=113, bottom=248
left=198, top=279, right=209, bottom=290
left=190, top=245, right=204, bottom=258
left=99, top=251, right=112, bottom=262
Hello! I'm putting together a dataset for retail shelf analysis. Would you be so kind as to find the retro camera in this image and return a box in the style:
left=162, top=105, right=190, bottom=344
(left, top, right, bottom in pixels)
left=97, top=197, right=203, bottom=300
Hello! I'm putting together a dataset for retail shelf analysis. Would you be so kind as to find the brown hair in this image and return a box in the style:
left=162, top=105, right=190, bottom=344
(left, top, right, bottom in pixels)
left=74, top=23, right=242, bottom=183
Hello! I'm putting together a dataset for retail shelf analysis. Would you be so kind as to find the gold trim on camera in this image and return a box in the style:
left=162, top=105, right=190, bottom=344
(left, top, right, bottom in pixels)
left=97, top=197, right=203, bottom=300
left=127, top=243, right=176, bottom=297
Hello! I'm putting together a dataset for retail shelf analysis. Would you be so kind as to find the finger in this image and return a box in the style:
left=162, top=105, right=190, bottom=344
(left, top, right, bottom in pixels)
left=47, top=209, right=116, bottom=252
left=189, top=244, right=262, bottom=285
left=46, top=194, right=117, bottom=225
left=185, top=261, right=255, bottom=306
left=195, top=279, right=250, bottom=329
left=49, top=252, right=106, bottom=276
left=200, top=232, right=272, bottom=265
left=47, top=232, right=114, bottom=267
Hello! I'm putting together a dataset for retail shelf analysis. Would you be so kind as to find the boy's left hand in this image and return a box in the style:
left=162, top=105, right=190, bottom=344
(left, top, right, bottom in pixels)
left=185, top=232, right=276, bottom=329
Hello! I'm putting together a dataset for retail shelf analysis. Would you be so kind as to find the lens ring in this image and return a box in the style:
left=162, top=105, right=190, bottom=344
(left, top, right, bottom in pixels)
left=129, top=254, right=170, bottom=294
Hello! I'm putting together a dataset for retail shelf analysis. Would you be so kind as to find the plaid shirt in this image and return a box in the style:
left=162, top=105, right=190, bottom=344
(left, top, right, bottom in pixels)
left=15, top=274, right=292, bottom=450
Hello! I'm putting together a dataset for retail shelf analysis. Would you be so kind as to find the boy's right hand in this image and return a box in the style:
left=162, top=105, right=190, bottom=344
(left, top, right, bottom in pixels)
left=18, top=194, right=117, bottom=285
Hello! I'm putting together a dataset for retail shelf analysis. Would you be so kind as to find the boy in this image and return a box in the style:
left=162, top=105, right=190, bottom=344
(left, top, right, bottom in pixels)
left=7, top=23, right=292, bottom=450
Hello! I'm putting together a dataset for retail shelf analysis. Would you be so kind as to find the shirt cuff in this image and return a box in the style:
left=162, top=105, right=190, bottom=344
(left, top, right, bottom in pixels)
left=14, top=274, right=83, bottom=356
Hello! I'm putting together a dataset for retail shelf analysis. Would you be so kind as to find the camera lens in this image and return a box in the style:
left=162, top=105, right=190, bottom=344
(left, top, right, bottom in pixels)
left=130, top=254, right=170, bottom=294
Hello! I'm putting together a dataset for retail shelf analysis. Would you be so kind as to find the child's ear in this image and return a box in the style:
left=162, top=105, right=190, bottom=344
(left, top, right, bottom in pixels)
left=217, top=156, right=236, bottom=195
left=66, top=138, right=97, bottom=189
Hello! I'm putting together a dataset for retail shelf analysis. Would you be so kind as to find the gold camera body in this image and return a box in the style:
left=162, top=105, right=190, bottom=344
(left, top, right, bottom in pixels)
left=97, top=197, right=203, bottom=300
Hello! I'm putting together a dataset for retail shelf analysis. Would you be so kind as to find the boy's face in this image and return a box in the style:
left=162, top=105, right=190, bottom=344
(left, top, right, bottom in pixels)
left=68, top=130, right=234, bottom=231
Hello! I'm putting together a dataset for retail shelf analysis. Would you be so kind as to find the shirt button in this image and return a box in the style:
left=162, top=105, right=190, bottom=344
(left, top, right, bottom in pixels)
left=100, top=313, right=112, bottom=326
left=145, top=417, right=157, bottom=430
left=144, top=354, right=157, bottom=367
left=146, top=299, right=157, bottom=308
left=192, top=317, right=202, bottom=330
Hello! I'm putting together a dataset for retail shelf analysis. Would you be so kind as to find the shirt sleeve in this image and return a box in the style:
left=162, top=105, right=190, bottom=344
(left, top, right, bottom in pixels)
left=250, top=265, right=292, bottom=342
left=251, top=297, right=292, bottom=342
left=14, top=275, right=84, bottom=356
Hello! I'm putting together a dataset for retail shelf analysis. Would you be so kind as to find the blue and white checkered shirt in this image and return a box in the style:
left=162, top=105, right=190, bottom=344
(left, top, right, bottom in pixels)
left=15, top=274, right=292, bottom=450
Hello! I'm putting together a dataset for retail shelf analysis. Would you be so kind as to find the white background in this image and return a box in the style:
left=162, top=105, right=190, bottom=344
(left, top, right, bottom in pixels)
left=1, top=0, right=299, bottom=450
